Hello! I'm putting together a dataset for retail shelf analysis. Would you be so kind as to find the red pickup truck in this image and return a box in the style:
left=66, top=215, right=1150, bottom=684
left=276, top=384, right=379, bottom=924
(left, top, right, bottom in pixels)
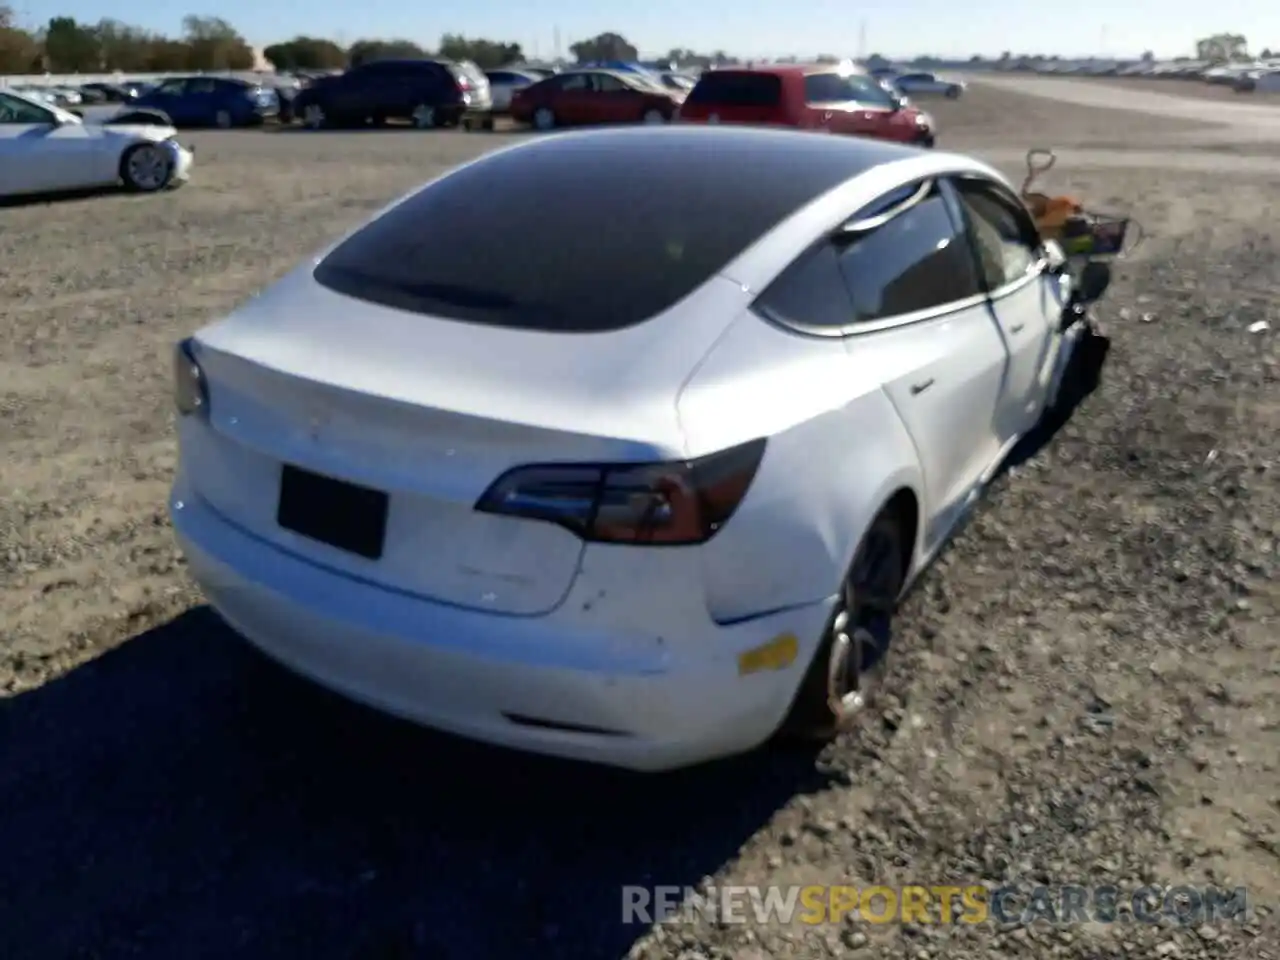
left=677, top=65, right=935, bottom=147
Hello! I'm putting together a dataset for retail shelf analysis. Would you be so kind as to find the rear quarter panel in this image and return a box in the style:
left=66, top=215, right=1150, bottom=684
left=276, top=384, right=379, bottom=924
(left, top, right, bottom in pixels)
left=676, top=309, right=924, bottom=626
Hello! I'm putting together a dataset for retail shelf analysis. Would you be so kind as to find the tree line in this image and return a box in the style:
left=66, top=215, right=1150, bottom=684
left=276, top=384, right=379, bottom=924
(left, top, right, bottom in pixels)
left=0, top=8, right=257, bottom=73
left=0, top=10, right=699, bottom=76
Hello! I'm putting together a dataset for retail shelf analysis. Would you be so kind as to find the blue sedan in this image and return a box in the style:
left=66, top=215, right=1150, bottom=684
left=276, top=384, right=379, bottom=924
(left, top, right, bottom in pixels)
left=132, top=76, right=279, bottom=128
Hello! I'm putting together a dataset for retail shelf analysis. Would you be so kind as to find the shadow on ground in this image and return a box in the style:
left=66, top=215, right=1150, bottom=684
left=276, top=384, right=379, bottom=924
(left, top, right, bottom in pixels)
left=0, top=186, right=133, bottom=208
left=0, top=609, right=833, bottom=960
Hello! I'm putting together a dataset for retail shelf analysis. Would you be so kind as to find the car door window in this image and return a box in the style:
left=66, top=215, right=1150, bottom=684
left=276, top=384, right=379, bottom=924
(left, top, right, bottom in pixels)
left=843, top=76, right=896, bottom=106
left=558, top=74, right=590, bottom=92
left=187, top=79, right=217, bottom=94
left=950, top=177, right=1043, bottom=292
left=595, top=74, right=630, bottom=93
left=153, top=80, right=187, bottom=96
left=753, top=181, right=981, bottom=332
left=0, top=93, right=54, bottom=124
left=836, top=180, right=981, bottom=323
left=807, top=73, right=895, bottom=107
left=804, top=73, right=849, bottom=103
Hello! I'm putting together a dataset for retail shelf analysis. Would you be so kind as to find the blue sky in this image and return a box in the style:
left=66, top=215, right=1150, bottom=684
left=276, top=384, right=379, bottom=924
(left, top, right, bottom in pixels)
left=14, top=0, right=1279, bottom=60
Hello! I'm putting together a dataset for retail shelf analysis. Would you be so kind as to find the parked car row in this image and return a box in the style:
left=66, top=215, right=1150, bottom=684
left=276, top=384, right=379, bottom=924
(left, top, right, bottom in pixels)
left=1, top=59, right=943, bottom=147
left=983, top=55, right=1280, bottom=93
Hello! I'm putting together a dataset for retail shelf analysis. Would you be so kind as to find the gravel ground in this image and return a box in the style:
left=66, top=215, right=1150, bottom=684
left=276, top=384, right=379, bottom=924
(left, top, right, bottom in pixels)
left=1, top=82, right=1277, bottom=960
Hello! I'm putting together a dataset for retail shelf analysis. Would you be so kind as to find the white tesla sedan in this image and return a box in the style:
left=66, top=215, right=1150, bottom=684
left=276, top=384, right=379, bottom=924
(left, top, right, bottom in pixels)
left=170, top=126, right=1106, bottom=772
left=0, top=89, right=192, bottom=198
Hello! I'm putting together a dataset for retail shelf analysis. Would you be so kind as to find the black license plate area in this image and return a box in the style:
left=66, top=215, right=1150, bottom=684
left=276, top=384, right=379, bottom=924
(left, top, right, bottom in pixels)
left=277, top=464, right=388, bottom=560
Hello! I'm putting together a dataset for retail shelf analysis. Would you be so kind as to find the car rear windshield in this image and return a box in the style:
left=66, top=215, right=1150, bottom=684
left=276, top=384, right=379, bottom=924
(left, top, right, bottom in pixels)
left=313, top=133, right=851, bottom=332
left=686, top=71, right=782, bottom=107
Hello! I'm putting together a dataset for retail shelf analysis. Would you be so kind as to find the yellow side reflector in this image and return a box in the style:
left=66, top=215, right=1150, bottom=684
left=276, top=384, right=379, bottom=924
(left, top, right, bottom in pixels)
left=738, top=633, right=800, bottom=676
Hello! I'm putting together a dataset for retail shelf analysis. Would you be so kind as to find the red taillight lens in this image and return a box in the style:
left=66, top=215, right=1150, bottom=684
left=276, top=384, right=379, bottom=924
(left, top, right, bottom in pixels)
left=474, top=438, right=766, bottom=546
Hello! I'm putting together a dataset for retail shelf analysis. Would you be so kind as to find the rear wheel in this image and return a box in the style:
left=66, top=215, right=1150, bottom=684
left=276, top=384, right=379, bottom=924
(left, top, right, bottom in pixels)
left=783, top=509, right=908, bottom=739
left=642, top=108, right=666, bottom=124
left=945, top=85, right=962, bottom=99
left=214, top=108, right=232, bottom=128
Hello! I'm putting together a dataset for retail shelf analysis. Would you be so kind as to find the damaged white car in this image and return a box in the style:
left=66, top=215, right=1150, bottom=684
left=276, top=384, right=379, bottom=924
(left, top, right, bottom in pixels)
left=169, top=127, right=1110, bottom=772
left=0, top=89, right=193, bottom=199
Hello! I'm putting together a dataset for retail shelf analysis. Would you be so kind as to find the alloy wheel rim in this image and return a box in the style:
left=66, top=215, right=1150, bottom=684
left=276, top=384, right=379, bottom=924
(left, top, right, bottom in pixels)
left=304, top=105, right=323, bottom=128
left=534, top=108, right=553, bottom=129
left=825, top=528, right=900, bottom=727
left=127, top=145, right=169, bottom=190
left=216, top=110, right=231, bottom=128
left=413, top=105, right=435, bottom=128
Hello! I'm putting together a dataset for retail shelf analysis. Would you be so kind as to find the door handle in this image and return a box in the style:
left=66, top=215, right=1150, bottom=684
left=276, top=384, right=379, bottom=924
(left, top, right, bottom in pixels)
left=909, top=378, right=934, bottom=395
left=1010, top=323, right=1026, bottom=333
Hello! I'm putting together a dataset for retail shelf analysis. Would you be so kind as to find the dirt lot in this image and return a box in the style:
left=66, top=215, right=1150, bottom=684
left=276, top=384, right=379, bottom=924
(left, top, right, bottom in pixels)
left=1, top=83, right=1277, bottom=960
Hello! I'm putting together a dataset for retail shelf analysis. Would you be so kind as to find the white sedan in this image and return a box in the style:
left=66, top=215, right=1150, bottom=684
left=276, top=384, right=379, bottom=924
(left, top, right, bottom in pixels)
left=891, top=72, right=967, bottom=98
left=169, top=126, right=1109, bottom=772
left=0, top=89, right=193, bottom=198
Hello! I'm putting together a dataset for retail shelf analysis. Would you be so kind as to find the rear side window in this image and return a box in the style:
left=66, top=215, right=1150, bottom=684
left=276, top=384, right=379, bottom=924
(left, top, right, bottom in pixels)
left=313, top=138, right=829, bottom=332
left=686, top=72, right=782, bottom=107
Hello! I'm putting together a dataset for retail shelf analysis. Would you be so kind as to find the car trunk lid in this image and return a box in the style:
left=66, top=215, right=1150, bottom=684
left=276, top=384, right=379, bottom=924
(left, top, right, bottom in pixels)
left=186, top=267, right=749, bottom=616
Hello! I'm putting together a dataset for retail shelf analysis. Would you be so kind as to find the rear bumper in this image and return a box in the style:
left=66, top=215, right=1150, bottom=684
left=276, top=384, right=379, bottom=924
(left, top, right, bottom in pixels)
left=170, top=479, right=831, bottom=772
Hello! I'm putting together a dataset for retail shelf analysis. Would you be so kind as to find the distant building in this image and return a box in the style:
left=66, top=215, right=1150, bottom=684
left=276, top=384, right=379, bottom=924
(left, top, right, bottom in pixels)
left=1195, top=34, right=1247, bottom=63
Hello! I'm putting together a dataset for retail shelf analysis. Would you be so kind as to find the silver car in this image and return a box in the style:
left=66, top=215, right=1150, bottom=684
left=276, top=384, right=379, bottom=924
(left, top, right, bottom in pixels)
left=891, top=72, right=965, bottom=98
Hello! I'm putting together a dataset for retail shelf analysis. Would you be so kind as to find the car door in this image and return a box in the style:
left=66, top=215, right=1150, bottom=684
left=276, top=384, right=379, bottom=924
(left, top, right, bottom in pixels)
left=0, top=93, right=63, bottom=194
left=947, top=175, right=1061, bottom=442
left=553, top=72, right=594, bottom=124
left=835, top=179, right=1011, bottom=538
left=330, top=65, right=384, bottom=118
left=807, top=73, right=902, bottom=140
left=143, top=79, right=191, bottom=123
left=753, top=178, right=1010, bottom=547
left=801, top=72, right=847, bottom=133
left=592, top=72, right=645, bottom=122
left=183, top=77, right=221, bottom=124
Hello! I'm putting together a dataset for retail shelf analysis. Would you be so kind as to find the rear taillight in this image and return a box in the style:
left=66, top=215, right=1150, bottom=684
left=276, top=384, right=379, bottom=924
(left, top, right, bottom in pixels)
left=458, top=75, right=471, bottom=90
left=475, top=438, right=766, bottom=546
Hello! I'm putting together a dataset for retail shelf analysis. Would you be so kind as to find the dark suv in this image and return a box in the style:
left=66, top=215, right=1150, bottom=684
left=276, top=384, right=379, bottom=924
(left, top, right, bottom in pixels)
left=292, top=58, right=493, bottom=130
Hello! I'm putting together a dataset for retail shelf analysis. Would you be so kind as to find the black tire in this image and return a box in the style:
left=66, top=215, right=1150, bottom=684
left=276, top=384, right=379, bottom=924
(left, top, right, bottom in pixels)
left=945, top=85, right=962, bottom=99
left=107, top=108, right=172, bottom=126
left=118, top=142, right=175, bottom=193
left=782, top=508, right=909, bottom=740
